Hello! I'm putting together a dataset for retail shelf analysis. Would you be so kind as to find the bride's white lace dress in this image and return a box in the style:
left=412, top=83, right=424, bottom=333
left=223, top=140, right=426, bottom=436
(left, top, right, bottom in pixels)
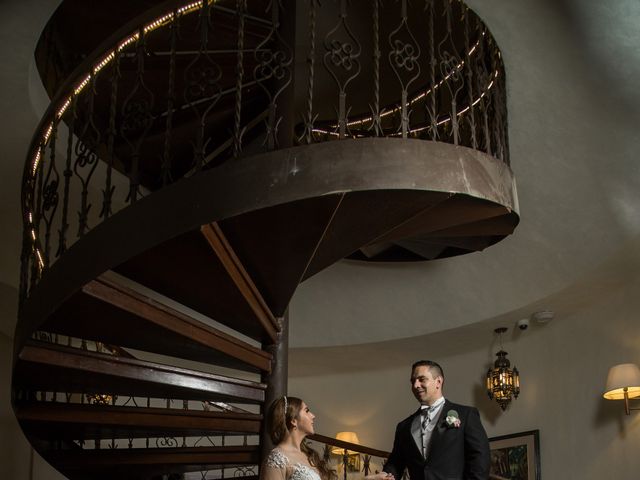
left=262, top=448, right=322, bottom=480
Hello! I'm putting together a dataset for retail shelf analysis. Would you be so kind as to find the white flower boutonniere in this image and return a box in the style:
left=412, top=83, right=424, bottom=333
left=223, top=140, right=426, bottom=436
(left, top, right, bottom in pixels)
left=445, top=410, right=461, bottom=428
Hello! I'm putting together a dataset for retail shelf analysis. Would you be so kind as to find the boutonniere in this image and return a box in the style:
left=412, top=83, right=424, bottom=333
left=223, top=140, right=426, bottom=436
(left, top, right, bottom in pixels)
left=445, top=410, right=461, bottom=428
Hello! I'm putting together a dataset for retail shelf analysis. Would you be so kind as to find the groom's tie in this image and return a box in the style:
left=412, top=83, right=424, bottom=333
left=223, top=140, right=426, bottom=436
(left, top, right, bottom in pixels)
left=420, top=406, right=432, bottom=458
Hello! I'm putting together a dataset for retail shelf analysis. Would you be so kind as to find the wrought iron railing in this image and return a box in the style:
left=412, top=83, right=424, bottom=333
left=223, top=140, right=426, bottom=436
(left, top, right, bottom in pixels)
left=18, top=333, right=261, bottom=454
left=20, top=0, right=508, bottom=303
left=308, top=433, right=390, bottom=480
left=19, top=335, right=389, bottom=480
left=15, top=389, right=260, bottom=450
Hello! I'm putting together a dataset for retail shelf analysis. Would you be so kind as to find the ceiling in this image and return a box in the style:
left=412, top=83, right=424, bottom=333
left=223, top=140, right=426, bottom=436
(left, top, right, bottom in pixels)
left=1, top=0, right=640, bottom=357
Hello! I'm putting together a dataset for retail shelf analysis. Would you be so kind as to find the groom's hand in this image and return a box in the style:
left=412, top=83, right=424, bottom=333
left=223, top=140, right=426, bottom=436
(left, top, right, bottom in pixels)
left=364, top=473, right=394, bottom=480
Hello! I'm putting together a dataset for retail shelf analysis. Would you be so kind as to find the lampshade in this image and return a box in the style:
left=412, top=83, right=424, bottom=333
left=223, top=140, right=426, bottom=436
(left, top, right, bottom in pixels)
left=603, top=363, right=640, bottom=400
left=331, top=431, right=360, bottom=455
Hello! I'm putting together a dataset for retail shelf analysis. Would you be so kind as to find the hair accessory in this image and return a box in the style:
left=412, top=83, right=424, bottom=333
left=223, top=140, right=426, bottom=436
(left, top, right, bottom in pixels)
left=283, top=395, right=288, bottom=414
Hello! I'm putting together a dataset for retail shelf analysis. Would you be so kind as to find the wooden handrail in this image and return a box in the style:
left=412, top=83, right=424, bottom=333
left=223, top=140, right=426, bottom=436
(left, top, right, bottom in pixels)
left=308, top=433, right=389, bottom=458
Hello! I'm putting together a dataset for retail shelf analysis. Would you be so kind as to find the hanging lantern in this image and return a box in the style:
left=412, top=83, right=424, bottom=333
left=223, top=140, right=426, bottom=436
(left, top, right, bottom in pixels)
left=486, top=327, right=520, bottom=410
left=86, top=393, right=116, bottom=405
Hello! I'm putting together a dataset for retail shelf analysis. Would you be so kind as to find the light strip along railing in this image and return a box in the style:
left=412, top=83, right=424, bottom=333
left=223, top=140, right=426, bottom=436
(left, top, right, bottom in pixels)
left=30, top=0, right=208, bottom=181
left=20, top=0, right=508, bottom=303
left=315, top=29, right=495, bottom=136
left=20, top=0, right=280, bottom=302
left=22, top=0, right=217, bottom=275
left=300, top=0, right=508, bottom=156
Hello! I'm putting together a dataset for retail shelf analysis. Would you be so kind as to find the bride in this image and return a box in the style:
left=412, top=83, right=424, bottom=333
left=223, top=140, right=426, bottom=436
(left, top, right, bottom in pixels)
left=260, top=396, right=336, bottom=480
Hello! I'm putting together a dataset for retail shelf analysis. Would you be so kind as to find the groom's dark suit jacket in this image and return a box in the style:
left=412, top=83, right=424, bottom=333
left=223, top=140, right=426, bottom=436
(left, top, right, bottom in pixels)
left=383, top=400, right=490, bottom=480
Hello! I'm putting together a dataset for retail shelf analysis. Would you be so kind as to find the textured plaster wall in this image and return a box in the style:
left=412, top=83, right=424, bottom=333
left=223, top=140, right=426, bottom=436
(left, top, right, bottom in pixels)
left=0, top=295, right=66, bottom=480
left=291, top=273, right=640, bottom=479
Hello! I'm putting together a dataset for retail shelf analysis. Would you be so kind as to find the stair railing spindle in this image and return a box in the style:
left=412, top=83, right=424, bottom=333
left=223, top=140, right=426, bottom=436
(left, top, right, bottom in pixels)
left=100, top=48, right=121, bottom=220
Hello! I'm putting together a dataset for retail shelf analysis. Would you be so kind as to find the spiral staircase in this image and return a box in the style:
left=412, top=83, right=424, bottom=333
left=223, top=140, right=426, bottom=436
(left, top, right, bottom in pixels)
left=12, top=1, right=519, bottom=478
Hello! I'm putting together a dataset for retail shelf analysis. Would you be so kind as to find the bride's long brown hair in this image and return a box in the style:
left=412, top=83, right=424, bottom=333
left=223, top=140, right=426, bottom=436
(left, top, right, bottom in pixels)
left=267, top=396, right=336, bottom=480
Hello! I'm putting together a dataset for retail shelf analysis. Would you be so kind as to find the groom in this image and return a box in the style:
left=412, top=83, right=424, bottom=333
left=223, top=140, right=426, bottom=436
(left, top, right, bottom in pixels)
left=373, top=360, right=490, bottom=480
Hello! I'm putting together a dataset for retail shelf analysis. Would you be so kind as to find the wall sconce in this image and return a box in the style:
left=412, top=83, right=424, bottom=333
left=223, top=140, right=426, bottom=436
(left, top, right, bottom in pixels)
left=603, top=363, right=640, bottom=415
left=332, top=432, right=361, bottom=478
left=486, top=327, right=520, bottom=411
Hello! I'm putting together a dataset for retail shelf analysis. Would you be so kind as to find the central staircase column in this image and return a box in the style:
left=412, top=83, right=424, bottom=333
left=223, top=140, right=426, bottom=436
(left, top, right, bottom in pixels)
left=260, top=311, right=289, bottom=460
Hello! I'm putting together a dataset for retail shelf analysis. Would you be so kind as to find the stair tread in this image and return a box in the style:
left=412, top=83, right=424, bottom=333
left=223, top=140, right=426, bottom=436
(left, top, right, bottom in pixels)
left=44, top=273, right=272, bottom=373
left=400, top=235, right=496, bottom=252
left=302, top=190, right=453, bottom=280
left=17, top=402, right=262, bottom=440
left=371, top=194, right=513, bottom=245
left=49, top=444, right=260, bottom=479
left=420, top=212, right=519, bottom=237
left=15, top=342, right=265, bottom=404
left=114, top=231, right=276, bottom=342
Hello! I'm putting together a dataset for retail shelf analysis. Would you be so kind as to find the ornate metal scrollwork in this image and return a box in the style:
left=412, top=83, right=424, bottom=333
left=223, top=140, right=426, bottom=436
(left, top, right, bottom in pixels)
left=19, top=0, right=510, bottom=297
left=368, top=0, right=384, bottom=137
left=233, top=0, right=248, bottom=159
left=423, top=0, right=439, bottom=140
left=193, top=435, right=217, bottom=447
left=121, top=28, right=155, bottom=202
left=298, top=0, right=321, bottom=144
left=156, top=436, right=180, bottom=448
left=234, top=465, right=257, bottom=477
left=323, top=0, right=361, bottom=138
left=437, top=0, right=465, bottom=145
left=42, top=124, right=60, bottom=265
left=489, top=38, right=508, bottom=165
left=388, top=0, right=421, bottom=138
left=471, top=23, right=493, bottom=157
left=161, top=11, right=179, bottom=186
left=254, top=0, right=293, bottom=150
left=73, top=128, right=99, bottom=237
left=100, top=48, right=120, bottom=220
left=184, top=1, right=223, bottom=172
left=460, top=6, right=478, bottom=150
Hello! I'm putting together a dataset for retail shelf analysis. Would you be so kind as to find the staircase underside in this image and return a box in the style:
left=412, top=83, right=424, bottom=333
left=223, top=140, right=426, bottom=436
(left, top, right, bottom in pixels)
left=16, top=137, right=518, bottom=348
left=14, top=137, right=518, bottom=479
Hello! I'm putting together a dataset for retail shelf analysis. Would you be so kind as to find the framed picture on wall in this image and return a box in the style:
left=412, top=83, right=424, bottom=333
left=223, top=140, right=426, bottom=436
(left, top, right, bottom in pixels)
left=488, top=430, right=540, bottom=480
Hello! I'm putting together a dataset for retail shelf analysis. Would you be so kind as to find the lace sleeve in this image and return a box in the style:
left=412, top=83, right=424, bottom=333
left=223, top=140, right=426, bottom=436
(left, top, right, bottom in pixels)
left=261, top=449, right=289, bottom=480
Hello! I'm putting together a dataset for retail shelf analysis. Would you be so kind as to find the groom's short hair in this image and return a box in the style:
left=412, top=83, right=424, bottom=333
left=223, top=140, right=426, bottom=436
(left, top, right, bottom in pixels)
left=412, top=360, right=445, bottom=383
